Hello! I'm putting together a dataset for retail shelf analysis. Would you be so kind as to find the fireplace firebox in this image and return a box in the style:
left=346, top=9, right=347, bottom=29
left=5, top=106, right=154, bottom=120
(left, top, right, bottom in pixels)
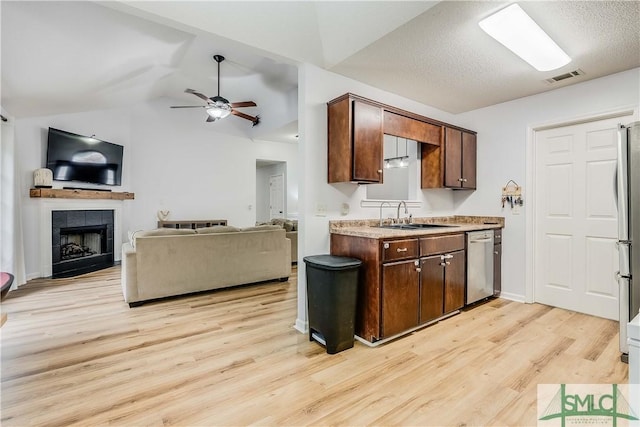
left=52, top=210, right=114, bottom=278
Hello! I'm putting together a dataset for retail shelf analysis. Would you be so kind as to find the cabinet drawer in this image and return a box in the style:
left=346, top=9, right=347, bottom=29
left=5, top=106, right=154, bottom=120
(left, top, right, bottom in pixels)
left=419, top=234, right=464, bottom=257
left=494, top=229, right=502, bottom=244
left=382, top=239, right=418, bottom=262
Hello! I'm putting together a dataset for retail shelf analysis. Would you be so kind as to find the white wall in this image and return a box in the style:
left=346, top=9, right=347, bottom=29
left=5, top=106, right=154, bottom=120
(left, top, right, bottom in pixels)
left=296, top=63, right=467, bottom=331
left=15, top=98, right=298, bottom=279
left=456, top=67, right=640, bottom=302
left=295, top=64, right=640, bottom=331
left=16, top=107, right=133, bottom=279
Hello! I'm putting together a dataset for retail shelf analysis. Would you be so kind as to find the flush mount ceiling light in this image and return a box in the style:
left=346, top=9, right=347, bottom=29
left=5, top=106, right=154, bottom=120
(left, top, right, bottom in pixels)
left=479, top=3, right=571, bottom=72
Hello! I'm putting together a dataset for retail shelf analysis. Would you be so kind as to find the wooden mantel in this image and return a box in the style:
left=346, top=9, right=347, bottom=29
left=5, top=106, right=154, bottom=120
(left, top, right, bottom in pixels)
left=30, top=188, right=135, bottom=200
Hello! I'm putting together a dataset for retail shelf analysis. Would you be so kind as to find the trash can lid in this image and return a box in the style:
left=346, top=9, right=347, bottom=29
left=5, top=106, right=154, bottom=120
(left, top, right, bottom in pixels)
left=303, top=254, right=362, bottom=270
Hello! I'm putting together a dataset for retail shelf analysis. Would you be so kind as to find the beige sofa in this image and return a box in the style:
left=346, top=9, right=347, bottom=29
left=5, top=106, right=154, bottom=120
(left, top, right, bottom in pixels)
left=257, top=219, right=298, bottom=263
left=121, top=225, right=291, bottom=306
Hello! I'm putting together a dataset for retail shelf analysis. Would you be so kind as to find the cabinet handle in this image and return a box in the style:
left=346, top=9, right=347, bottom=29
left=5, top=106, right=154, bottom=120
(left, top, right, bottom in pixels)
left=494, top=251, right=499, bottom=255
left=397, top=248, right=408, bottom=253
left=416, top=268, right=422, bottom=273
left=441, top=254, right=454, bottom=260
left=458, top=178, right=464, bottom=182
left=439, top=262, right=447, bottom=267
left=377, top=169, right=382, bottom=174
left=463, top=178, right=468, bottom=182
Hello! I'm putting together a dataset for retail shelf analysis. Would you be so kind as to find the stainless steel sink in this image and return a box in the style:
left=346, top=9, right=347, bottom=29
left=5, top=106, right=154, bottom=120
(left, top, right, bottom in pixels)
left=375, top=223, right=458, bottom=230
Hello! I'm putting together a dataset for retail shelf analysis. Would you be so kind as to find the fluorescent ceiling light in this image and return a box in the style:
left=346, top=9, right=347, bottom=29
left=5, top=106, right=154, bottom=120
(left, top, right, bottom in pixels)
left=479, top=4, right=571, bottom=72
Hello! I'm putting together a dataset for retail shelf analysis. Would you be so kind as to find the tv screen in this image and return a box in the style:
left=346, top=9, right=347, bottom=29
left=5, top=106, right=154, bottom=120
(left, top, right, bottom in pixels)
left=46, top=128, right=123, bottom=186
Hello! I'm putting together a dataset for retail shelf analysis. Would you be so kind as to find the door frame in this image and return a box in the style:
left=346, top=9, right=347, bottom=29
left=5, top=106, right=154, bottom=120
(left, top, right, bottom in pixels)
left=524, top=107, right=638, bottom=304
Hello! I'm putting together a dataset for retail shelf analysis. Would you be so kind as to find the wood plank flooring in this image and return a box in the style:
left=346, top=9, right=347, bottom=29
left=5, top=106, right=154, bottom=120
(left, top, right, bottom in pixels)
left=0, top=266, right=628, bottom=426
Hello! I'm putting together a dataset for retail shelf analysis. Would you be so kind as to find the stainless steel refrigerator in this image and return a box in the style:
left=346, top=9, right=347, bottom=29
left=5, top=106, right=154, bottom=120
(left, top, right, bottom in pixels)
left=617, top=121, right=640, bottom=362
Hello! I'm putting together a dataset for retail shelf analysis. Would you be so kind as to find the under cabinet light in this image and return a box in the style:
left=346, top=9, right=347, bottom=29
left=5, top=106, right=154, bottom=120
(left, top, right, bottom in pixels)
left=479, top=3, right=570, bottom=72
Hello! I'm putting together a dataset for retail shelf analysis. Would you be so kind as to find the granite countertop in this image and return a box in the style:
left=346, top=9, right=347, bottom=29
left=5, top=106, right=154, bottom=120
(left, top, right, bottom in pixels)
left=329, top=215, right=504, bottom=239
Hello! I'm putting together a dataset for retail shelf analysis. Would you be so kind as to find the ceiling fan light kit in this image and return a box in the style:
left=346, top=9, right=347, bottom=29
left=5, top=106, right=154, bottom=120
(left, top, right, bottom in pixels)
left=170, top=54, right=259, bottom=125
left=479, top=3, right=571, bottom=72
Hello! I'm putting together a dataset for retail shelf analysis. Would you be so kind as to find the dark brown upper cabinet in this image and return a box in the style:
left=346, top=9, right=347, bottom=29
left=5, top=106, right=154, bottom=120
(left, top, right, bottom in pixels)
left=383, top=111, right=441, bottom=145
left=327, top=93, right=477, bottom=189
left=444, top=128, right=476, bottom=189
left=328, top=95, right=383, bottom=183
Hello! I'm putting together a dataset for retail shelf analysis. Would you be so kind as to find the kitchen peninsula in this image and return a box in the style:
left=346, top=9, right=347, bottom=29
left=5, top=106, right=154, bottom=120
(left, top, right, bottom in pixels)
left=330, top=215, right=504, bottom=345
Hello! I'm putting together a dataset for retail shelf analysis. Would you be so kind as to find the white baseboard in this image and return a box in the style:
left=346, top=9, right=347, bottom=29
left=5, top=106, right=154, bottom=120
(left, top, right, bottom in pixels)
left=26, top=272, right=41, bottom=281
left=498, top=291, right=526, bottom=303
left=294, top=318, right=308, bottom=334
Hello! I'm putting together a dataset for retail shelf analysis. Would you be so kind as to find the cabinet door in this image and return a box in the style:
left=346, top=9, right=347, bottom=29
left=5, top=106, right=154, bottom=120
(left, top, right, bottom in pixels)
left=461, top=132, right=476, bottom=189
left=443, top=250, right=465, bottom=313
left=444, top=127, right=462, bottom=187
left=494, top=243, right=502, bottom=297
left=382, top=260, right=420, bottom=338
left=352, top=100, right=383, bottom=182
left=419, top=255, right=444, bottom=324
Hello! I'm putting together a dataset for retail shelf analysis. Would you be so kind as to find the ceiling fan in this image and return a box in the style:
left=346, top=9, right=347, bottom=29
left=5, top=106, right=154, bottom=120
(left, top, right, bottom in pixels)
left=170, top=55, right=260, bottom=126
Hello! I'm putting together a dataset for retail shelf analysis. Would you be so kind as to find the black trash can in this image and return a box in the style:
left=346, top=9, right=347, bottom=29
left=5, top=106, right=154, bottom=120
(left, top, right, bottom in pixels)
left=303, top=254, right=362, bottom=354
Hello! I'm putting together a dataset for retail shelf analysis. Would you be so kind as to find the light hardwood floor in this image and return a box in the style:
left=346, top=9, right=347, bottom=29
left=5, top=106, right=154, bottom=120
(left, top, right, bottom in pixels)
left=0, top=266, right=628, bottom=426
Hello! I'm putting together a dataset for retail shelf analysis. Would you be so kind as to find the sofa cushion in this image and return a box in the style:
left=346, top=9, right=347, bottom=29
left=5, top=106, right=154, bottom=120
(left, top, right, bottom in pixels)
left=241, top=224, right=283, bottom=232
left=196, top=225, right=241, bottom=234
left=131, top=228, right=196, bottom=248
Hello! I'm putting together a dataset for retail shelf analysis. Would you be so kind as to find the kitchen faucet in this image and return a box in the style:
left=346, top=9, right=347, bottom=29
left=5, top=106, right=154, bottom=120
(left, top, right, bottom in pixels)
left=396, top=201, right=408, bottom=224
left=379, top=201, right=392, bottom=226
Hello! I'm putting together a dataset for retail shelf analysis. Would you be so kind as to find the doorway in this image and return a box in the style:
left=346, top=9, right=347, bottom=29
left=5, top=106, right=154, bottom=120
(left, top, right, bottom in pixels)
left=532, top=115, right=633, bottom=320
left=256, top=160, right=287, bottom=223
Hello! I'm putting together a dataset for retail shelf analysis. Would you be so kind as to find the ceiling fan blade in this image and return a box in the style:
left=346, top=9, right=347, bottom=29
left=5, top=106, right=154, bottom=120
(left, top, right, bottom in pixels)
left=231, top=110, right=260, bottom=126
left=170, top=105, right=206, bottom=109
left=230, top=101, right=256, bottom=108
left=185, top=88, right=212, bottom=103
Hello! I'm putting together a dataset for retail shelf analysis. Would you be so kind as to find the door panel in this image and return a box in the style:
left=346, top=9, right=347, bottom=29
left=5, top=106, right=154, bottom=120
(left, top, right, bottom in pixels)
left=462, top=132, right=476, bottom=189
left=419, top=255, right=444, bottom=324
left=444, top=128, right=462, bottom=187
left=352, top=101, right=383, bottom=182
left=382, top=260, right=419, bottom=337
left=444, top=250, right=465, bottom=313
left=534, top=117, right=623, bottom=319
left=269, top=174, right=284, bottom=219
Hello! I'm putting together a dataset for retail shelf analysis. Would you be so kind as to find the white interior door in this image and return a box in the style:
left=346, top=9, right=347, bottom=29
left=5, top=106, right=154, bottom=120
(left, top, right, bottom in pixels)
left=534, top=117, right=623, bottom=320
left=269, top=174, right=284, bottom=219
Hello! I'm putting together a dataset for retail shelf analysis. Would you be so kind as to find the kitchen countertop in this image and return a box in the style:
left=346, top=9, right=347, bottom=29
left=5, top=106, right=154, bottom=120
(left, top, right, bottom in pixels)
left=329, top=215, right=504, bottom=239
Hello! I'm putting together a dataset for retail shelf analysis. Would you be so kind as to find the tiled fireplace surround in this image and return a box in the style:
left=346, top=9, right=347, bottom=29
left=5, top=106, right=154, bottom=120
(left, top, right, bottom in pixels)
left=51, top=210, right=114, bottom=277
left=38, top=200, right=123, bottom=278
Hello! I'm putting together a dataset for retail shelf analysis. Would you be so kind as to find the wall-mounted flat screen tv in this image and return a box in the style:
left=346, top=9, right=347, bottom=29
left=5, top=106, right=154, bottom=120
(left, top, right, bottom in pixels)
left=46, top=127, right=124, bottom=186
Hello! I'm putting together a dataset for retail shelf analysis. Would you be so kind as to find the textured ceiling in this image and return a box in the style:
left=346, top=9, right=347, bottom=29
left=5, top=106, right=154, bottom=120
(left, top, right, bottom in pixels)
left=2, top=0, right=639, bottom=140
left=330, top=1, right=640, bottom=112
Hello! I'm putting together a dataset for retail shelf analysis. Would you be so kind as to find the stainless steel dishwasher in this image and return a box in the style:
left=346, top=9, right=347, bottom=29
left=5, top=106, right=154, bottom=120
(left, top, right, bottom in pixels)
left=466, top=230, right=494, bottom=305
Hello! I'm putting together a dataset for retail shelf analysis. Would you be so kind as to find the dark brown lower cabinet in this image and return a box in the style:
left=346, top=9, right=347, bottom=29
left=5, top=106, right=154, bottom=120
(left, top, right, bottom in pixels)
left=443, top=250, right=465, bottom=313
left=381, top=260, right=420, bottom=338
left=419, top=256, right=444, bottom=323
left=419, top=250, right=465, bottom=323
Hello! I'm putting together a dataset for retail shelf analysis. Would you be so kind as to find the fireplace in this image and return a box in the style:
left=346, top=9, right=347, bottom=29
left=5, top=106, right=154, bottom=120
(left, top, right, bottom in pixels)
left=52, top=210, right=114, bottom=278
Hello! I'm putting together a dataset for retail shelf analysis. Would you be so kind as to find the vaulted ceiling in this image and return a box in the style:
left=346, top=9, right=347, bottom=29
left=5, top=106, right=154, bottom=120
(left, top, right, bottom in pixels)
left=2, top=1, right=639, bottom=140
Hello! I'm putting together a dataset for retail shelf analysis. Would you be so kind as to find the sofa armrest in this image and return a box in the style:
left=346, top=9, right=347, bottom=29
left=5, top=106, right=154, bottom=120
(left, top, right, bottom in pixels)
left=286, top=231, right=298, bottom=264
left=121, top=242, right=139, bottom=303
